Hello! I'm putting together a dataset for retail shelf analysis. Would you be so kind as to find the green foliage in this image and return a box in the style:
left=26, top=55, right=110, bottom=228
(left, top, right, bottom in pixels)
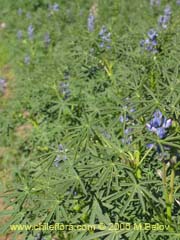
left=0, top=0, right=180, bottom=239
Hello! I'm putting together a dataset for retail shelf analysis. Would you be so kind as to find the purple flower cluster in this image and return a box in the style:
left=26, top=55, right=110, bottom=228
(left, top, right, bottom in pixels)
left=150, top=0, right=161, bottom=6
left=0, top=78, right=7, bottom=95
left=102, top=130, right=111, bottom=140
left=87, top=13, right=95, bottom=32
left=27, top=24, right=34, bottom=40
left=146, top=110, right=172, bottom=139
left=54, top=144, right=67, bottom=167
left=49, top=3, right=59, bottom=12
left=140, top=29, right=158, bottom=53
left=177, top=0, right=180, bottom=5
left=158, top=5, right=171, bottom=29
left=119, top=103, right=135, bottom=145
left=99, top=26, right=111, bottom=49
left=119, top=107, right=135, bottom=123
left=59, top=82, right=71, bottom=99
left=121, top=127, right=133, bottom=145
left=140, top=4, right=172, bottom=53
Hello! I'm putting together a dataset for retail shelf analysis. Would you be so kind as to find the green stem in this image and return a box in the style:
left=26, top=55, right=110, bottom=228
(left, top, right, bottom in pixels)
left=167, top=167, right=175, bottom=231
left=162, top=162, right=175, bottom=228
left=169, top=167, right=175, bottom=203
left=162, top=162, right=168, bottom=200
left=162, top=162, right=171, bottom=222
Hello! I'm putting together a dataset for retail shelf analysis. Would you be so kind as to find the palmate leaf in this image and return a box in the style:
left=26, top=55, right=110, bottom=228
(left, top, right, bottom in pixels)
left=68, top=165, right=87, bottom=195
left=139, top=185, right=165, bottom=206
left=102, top=187, right=133, bottom=203
left=93, top=129, right=127, bottom=158
left=89, top=198, right=110, bottom=225
left=102, top=174, right=163, bottom=217
left=120, top=187, right=136, bottom=216
left=44, top=201, right=59, bottom=223
left=94, top=166, right=113, bottom=192
left=137, top=188, right=146, bottom=213
left=59, top=205, right=69, bottom=223
left=78, top=163, right=105, bottom=177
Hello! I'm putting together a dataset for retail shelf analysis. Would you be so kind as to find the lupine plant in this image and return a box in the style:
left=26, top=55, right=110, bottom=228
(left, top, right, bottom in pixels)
left=87, top=13, right=95, bottom=32
left=0, top=0, right=180, bottom=240
left=150, top=0, right=161, bottom=6
left=99, top=25, right=111, bottom=49
left=177, top=0, right=180, bottom=6
left=140, top=29, right=158, bottom=53
left=158, top=5, right=172, bottom=29
left=27, top=24, right=34, bottom=40
left=0, top=78, right=7, bottom=95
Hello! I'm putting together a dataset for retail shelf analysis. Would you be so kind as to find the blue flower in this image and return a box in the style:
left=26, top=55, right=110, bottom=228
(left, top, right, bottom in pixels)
left=59, top=82, right=71, bottom=99
left=153, top=110, right=163, bottom=122
left=146, top=143, right=155, bottom=149
left=58, top=144, right=64, bottom=152
left=99, top=26, right=111, bottom=49
left=162, top=118, right=172, bottom=128
left=0, top=78, right=7, bottom=95
left=27, top=24, right=34, bottom=40
left=54, top=144, right=67, bottom=167
left=146, top=110, right=172, bottom=139
left=87, top=13, right=95, bottom=32
left=102, top=130, right=111, bottom=139
left=158, top=5, right=171, bottom=29
left=164, top=5, right=171, bottom=16
left=158, top=15, right=169, bottom=29
left=156, top=127, right=166, bottom=139
left=73, top=191, right=78, bottom=196
left=150, top=0, right=161, bottom=6
left=119, top=115, right=129, bottom=123
left=147, top=29, right=158, bottom=41
left=140, top=29, right=158, bottom=53
left=53, top=3, right=59, bottom=11
left=121, top=128, right=133, bottom=145
left=49, top=3, right=59, bottom=12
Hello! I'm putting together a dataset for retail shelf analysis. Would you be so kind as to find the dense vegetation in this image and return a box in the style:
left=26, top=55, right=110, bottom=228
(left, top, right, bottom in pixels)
left=0, top=0, right=180, bottom=239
